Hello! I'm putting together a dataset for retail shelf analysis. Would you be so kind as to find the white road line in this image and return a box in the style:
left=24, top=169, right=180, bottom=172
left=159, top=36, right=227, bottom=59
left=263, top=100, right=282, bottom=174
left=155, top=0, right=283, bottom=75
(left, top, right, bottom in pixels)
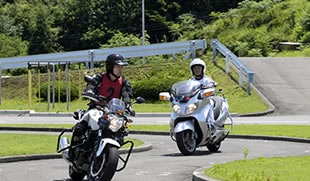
left=136, top=171, right=149, bottom=176
left=160, top=172, right=171, bottom=176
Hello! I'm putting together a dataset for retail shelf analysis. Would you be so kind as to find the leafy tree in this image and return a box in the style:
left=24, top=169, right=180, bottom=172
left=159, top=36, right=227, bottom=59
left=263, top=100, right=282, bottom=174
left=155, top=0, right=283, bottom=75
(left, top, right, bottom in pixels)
left=28, top=4, right=56, bottom=54
left=0, top=33, right=28, bottom=58
left=302, top=5, right=310, bottom=31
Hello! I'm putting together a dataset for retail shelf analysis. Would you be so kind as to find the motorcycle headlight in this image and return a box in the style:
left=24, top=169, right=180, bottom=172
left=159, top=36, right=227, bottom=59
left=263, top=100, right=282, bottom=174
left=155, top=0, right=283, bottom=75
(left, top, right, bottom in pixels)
left=186, top=102, right=198, bottom=114
left=172, top=104, right=181, bottom=113
left=108, top=115, right=124, bottom=132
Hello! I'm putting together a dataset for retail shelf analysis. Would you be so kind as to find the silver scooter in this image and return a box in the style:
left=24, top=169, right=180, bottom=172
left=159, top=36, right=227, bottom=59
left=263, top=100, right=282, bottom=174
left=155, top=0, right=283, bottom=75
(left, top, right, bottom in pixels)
left=159, top=80, right=233, bottom=155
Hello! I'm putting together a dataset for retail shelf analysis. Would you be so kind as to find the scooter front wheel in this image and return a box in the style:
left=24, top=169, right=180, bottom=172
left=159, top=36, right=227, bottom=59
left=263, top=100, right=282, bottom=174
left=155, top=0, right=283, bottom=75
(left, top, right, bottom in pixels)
left=176, top=130, right=196, bottom=155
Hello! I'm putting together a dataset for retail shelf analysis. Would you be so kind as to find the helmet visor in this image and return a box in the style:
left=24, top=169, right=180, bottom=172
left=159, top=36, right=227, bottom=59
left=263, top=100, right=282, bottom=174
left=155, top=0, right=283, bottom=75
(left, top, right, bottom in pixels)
left=115, top=59, right=128, bottom=66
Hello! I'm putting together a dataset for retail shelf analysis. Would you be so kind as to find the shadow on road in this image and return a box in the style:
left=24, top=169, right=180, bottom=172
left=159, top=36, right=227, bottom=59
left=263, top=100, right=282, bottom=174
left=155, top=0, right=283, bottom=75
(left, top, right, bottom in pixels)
left=53, top=179, right=88, bottom=181
left=161, top=150, right=222, bottom=157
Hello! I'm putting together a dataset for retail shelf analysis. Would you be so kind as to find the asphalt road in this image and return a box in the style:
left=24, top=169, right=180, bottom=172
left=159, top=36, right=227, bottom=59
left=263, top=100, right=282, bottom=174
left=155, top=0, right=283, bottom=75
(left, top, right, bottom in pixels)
left=239, top=57, right=310, bottom=115
left=1, top=134, right=310, bottom=181
left=1, top=114, right=310, bottom=125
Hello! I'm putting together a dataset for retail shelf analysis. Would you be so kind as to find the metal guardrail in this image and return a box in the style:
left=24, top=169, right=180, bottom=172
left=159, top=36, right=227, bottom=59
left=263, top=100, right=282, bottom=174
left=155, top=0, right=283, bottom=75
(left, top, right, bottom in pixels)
left=0, top=39, right=207, bottom=106
left=211, top=39, right=254, bottom=95
left=0, top=39, right=206, bottom=70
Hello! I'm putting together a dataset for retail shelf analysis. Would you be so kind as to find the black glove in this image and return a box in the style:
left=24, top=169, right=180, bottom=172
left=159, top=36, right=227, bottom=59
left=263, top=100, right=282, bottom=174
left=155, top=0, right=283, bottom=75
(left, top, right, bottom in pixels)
left=82, top=89, right=96, bottom=97
left=128, top=106, right=136, bottom=116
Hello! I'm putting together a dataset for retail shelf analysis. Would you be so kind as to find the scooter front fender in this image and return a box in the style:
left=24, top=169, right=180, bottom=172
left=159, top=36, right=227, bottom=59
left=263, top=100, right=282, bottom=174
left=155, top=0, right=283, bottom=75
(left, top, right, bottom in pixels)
left=96, top=138, right=120, bottom=157
left=174, top=120, right=194, bottom=133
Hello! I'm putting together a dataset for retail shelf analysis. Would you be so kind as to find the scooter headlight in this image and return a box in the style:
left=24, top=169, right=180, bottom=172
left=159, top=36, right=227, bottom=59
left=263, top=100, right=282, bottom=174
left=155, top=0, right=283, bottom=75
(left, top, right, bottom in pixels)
left=172, top=104, right=181, bottom=113
left=186, top=102, right=198, bottom=114
left=108, top=115, right=124, bottom=132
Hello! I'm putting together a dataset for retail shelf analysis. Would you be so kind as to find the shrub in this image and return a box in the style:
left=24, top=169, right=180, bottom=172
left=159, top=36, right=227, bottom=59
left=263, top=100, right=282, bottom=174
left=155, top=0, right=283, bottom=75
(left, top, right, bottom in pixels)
left=302, top=32, right=310, bottom=43
left=131, top=61, right=192, bottom=101
left=36, top=81, right=79, bottom=102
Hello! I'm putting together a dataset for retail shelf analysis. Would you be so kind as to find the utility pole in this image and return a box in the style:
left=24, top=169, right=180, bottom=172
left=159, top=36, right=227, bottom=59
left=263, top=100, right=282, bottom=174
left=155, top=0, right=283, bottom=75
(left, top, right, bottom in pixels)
left=142, top=0, right=145, bottom=64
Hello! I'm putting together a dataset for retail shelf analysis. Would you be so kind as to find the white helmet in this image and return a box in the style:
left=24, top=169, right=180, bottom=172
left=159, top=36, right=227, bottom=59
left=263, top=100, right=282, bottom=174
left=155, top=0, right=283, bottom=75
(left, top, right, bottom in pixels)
left=190, top=58, right=206, bottom=75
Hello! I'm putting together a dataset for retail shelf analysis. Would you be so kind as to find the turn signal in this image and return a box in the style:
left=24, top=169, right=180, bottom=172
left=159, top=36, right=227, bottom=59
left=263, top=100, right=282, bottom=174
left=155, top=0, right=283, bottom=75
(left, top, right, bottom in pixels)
left=117, top=110, right=123, bottom=115
left=160, top=95, right=167, bottom=100
left=203, top=91, right=214, bottom=97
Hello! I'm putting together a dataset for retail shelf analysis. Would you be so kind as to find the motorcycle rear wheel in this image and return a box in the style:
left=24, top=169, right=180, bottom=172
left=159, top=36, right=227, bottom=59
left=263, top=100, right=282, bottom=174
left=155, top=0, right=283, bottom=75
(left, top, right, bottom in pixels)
left=88, top=145, right=119, bottom=181
left=176, top=130, right=196, bottom=155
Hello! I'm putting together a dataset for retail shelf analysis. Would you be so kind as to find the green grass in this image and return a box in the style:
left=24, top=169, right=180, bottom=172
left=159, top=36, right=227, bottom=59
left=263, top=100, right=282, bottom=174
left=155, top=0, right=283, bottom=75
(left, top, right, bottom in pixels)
left=205, top=156, right=310, bottom=181
left=0, top=133, right=143, bottom=157
left=0, top=99, right=173, bottom=113
left=272, top=47, right=310, bottom=57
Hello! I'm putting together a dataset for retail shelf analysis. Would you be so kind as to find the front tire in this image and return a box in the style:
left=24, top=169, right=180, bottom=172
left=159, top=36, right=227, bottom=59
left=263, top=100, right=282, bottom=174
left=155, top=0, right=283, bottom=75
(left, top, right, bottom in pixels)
left=88, top=145, right=119, bottom=181
left=176, top=130, right=196, bottom=155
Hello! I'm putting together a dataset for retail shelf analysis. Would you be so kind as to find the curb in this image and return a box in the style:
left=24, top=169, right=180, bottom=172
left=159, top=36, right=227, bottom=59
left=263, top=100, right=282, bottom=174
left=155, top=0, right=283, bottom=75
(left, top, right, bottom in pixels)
left=1, top=127, right=310, bottom=143
left=193, top=167, right=221, bottom=181
left=0, top=142, right=152, bottom=163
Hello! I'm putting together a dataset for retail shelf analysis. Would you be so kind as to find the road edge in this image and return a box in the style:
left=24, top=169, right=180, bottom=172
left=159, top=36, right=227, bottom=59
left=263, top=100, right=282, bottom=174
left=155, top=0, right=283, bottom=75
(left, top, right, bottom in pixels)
left=0, top=142, right=152, bottom=163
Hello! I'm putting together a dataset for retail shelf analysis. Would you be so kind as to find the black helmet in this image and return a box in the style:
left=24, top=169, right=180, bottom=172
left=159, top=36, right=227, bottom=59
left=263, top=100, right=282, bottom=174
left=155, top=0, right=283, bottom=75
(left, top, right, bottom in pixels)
left=105, top=53, right=128, bottom=75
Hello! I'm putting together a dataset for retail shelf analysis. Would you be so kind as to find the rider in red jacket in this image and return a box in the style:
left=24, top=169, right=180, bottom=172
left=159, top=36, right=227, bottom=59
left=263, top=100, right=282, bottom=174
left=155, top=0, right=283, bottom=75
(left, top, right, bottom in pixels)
left=74, top=53, right=135, bottom=136
left=83, top=53, right=135, bottom=114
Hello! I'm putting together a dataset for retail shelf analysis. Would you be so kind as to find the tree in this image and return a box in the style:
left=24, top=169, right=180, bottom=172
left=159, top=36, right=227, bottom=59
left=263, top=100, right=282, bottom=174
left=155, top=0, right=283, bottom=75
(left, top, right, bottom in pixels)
left=28, top=4, right=56, bottom=54
left=0, top=33, right=28, bottom=58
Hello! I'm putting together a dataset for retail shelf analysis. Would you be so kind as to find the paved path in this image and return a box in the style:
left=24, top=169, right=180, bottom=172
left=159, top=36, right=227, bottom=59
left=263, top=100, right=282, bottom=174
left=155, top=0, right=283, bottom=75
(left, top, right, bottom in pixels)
left=240, top=57, right=310, bottom=115
left=1, top=114, right=310, bottom=125
left=1, top=134, right=310, bottom=181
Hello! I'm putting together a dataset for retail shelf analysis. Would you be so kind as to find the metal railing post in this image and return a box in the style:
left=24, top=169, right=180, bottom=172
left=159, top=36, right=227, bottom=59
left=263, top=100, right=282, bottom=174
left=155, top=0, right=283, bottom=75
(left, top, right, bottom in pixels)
left=0, top=64, right=2, bottom=105
left=225, top=55, right=230, bottom=74
left=239, top=65, right=244, bottom=87
left=211, top=40, right=216, bottom=63
left=28, top=68, right=32, bottom=108
left=38, top=63, right=41, bottom=103
left=52, top=63, right=55, bottom=109
left=47, top=62, right=50, bottom=111
left=66, top=62, right=69, bottom=111
left=89, top=50, right=94, bottom=73
left=191, top=40, right=196, bottom=60
left=247, top=74, right=251, bottom=95
left=210, top=39, right=254, bottom=95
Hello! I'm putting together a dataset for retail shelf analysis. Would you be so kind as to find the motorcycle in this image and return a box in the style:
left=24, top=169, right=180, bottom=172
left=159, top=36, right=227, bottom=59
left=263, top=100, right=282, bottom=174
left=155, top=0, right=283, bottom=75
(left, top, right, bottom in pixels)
left=159, top=80, right=233, bottom=155
left=57, top=76, right=145, bottom=181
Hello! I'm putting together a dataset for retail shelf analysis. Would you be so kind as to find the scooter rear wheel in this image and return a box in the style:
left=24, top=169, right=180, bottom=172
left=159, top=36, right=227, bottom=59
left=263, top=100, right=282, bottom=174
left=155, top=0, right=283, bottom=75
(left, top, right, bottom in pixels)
left=176, top=130, right=196, bottom=155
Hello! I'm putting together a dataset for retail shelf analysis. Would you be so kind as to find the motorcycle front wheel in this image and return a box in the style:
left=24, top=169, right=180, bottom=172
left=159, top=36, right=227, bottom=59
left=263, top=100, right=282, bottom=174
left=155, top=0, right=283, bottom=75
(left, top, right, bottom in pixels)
left=88, top=145, right=119, bottom=181
left=176, top=130, right=196, bottom=155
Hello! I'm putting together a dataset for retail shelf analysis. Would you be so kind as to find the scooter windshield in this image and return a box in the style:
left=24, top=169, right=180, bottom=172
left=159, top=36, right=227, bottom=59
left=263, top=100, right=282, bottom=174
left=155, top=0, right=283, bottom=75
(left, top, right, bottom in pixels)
left=107, top=98, right=126, bottom=113
left=171, top=80, right=201, bottom=97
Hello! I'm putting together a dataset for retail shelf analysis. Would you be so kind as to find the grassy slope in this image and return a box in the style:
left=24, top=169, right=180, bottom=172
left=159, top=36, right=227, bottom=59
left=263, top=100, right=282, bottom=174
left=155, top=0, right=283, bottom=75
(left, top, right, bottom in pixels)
left=0, top=56, right=268, bottom=114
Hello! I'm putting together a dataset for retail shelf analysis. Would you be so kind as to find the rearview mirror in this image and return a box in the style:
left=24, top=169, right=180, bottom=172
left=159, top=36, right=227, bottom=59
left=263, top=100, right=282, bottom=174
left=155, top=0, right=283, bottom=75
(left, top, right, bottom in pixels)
left=84, top=75, right=98, bottom=87
left=135, top=97, right=145, bottom=104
